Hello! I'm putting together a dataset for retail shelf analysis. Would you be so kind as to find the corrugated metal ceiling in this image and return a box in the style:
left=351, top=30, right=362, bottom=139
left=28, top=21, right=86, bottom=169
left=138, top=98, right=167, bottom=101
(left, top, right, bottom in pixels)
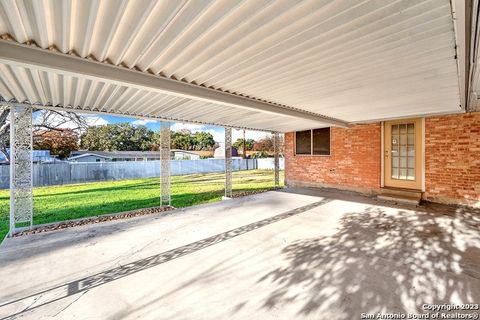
left=0, top=0, right=463, bottom=131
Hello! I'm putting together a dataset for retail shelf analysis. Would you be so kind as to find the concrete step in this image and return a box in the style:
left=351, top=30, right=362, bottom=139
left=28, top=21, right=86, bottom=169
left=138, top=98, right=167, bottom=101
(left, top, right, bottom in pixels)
left=377, top=187, right=422, bottom=205
left=379, top=187, right=422, bottom=198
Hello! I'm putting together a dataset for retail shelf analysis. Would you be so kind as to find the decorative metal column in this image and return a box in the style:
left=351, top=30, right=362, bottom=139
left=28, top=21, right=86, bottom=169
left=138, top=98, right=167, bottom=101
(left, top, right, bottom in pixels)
left=160, top=121, right=171, bottom=207
left=10, top=105, right=33, bottom=235
left=273, top=132, right=280, bottom=187
left=224, top=127, right=232, bottom=198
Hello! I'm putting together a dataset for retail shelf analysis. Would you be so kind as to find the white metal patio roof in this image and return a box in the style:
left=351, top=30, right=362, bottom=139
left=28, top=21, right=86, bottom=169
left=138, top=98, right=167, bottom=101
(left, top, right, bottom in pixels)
left=0, top=0, right=472, bottom=132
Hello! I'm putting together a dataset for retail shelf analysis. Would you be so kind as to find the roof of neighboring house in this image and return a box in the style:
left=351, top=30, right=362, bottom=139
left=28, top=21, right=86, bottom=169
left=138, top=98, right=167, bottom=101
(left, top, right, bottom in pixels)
left=69, top=150, right=200, bottom=160
left=171, top=149, right=201, bottom=156
left=67, top=153, right=113, bottom=161
left=70, top=151, right=161, bottom=158
left=0, top=149, right=58, bottom=162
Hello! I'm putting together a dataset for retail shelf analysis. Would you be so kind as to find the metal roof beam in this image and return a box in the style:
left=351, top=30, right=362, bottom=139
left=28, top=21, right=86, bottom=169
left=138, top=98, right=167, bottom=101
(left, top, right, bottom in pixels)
left=0, top=40, right=350, bottom=128
left=451, top=0, right=470, bottom=110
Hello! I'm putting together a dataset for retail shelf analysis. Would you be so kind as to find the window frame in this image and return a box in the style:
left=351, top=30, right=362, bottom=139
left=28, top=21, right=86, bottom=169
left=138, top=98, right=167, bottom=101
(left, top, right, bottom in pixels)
left=294, top=127, right=331, bottom=156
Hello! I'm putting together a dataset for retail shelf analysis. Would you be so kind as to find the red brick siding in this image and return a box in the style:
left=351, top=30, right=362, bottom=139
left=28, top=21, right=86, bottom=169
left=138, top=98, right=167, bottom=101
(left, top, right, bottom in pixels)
left=285, top=124, right=381, bottom=193
left=424, top=112, right=480, bottom=206
left=285, top=112, right=480, bottom=206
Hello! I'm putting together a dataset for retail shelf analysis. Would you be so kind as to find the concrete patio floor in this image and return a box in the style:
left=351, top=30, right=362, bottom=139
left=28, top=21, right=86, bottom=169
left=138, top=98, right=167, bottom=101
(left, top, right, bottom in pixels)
left=0, top=189, right=479, bottom=320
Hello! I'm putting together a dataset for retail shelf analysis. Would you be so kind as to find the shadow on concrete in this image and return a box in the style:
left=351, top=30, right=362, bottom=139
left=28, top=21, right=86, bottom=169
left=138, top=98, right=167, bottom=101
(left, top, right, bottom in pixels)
left=0, top=198, right=330, bottom=319
left=281, top=186, right=478, bottom=216
left=255, top=204, right=480, bottom=318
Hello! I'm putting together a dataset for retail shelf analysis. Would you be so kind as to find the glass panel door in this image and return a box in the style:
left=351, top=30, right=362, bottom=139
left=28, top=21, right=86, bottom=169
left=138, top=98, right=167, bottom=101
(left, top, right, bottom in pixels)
left=390, top=123, right=415, bottom=181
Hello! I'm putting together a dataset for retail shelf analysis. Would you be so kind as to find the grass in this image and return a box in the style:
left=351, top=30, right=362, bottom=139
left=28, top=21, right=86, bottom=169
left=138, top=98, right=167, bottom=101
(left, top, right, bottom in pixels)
left=0, top=170, right=284, bottom=241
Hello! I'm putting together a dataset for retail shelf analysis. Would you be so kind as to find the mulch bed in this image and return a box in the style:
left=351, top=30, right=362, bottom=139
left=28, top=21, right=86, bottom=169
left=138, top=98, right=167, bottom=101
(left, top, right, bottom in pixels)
left=231, top=188, right=282, bottom=198
left=11, top=188, right=283, bottom=237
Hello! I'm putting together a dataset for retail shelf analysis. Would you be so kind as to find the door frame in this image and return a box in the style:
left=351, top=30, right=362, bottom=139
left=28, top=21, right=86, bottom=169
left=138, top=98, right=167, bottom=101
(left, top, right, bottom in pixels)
left=381, top=118, right=425, bottom=191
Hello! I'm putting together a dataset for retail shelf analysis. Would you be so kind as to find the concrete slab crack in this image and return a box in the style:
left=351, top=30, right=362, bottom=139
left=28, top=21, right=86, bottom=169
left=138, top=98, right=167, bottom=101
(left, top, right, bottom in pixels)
left=51, top=290, right=88, bottom=318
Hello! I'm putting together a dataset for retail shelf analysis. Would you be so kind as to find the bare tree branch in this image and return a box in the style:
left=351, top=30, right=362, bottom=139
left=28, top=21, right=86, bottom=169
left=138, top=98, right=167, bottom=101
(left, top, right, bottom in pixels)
left=0, top=107, right=89, bottom=163
left=0, top=107, right=10, bottom=161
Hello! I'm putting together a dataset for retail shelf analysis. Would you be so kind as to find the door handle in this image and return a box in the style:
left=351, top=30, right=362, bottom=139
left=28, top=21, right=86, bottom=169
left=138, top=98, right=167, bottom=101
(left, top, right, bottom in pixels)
left=385, top=150, right=389, bottom=158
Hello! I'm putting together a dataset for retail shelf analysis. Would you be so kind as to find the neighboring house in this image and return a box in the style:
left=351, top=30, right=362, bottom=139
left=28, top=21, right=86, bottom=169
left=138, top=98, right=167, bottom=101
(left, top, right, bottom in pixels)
left=68, top=150, right=200, bottom=162
left=68, top=152, right=114, bottom=163
left=213, top=143, right=240, bottom=159
left=0, top=149, right=58, bottom=164
left=171, top=150, right=201, bottom=160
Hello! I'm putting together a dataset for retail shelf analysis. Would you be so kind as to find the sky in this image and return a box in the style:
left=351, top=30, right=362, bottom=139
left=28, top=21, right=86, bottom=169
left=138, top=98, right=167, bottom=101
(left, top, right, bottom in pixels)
left=42, top=112, right=272, bottom=143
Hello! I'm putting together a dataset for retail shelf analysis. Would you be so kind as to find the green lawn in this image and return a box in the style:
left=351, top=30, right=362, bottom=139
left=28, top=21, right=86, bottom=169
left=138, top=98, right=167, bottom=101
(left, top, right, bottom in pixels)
left=0, top=170, right=284, bottom=240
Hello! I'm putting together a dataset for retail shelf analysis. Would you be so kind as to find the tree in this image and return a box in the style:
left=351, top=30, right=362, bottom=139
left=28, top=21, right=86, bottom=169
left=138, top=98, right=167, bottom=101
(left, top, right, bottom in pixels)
left=33, top=129, right=79, bottom=159
left=0, top=107, right=88, bottom=162
left=81, top=124, right=216, bottom=152
left=80, top=123, right=155, bottom=151
left=252, top=135, right=284, bottom=154
left=170, top=129, right=194, bottom=150
left=131, top=125, right=155, bottom=151
left=193, top=131, right=215, bottom=150
left=80, top=125, right=113, bottom=151
left=151, top=131, right=160, bottom=151
left=252, top=136, right=275, bottom=152
left=34, top=109, right=88, bottom=133
left=251, top=151, right=269, bottom=158
left=233, top=138, right=254, bottom=151
left=0, top=108, right=10, bottom=161
left=152, top=130, right=215, bottom=151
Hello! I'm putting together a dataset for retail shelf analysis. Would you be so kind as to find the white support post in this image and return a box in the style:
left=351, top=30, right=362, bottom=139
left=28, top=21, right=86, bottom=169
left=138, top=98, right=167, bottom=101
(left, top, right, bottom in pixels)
left=9, top=104, right=33, bottom=236
left=273, top=132, right=280, bottom=187
left=224, top=127, right=232, bottom=199
left=160, top=121, right=171, bottom=207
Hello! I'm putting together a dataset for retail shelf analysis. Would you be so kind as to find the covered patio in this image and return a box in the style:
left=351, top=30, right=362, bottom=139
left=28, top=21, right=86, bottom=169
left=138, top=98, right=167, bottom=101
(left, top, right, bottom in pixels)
left=0, top=0, right=479, bottom=318
left=0, top=189, right=479, bottom=319
left=0, top=0, right=476, bottom=233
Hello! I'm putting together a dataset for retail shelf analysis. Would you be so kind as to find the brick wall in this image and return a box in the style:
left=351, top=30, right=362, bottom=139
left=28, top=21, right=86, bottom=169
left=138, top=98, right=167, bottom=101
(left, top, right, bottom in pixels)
left=285, top=112, right=479, bottom=206
left=285, top=123, right=381, bottom=194
left=424, top=112, right=480, bottom=206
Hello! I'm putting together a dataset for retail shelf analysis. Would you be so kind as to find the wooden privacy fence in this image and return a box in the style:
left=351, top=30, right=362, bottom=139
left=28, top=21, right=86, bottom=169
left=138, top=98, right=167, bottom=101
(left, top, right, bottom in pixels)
left=0, top=158, right=284, bottom=189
